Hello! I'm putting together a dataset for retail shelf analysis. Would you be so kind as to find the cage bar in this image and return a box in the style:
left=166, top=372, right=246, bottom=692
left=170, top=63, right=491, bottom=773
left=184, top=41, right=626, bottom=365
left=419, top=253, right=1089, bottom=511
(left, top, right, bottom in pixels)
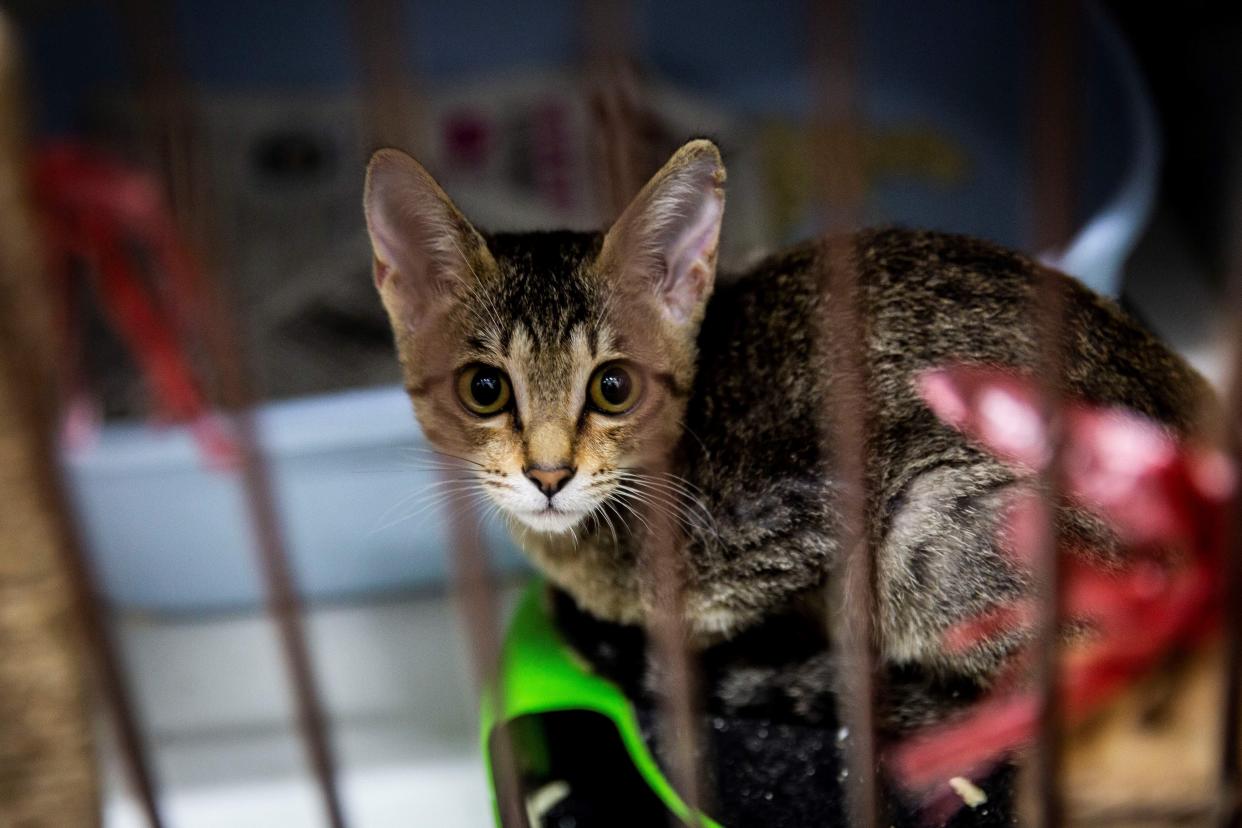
left=7, top=3, right=1232, bottom=826
left=1029, top=1, right=1082, bottom=824
left=1216, top=157, right=1242, bottom=828
left=809, top=0, right=879, bottom=825
left=581, top=1, right=711, bottom=820
left=109, top=3, right=350, bottom=825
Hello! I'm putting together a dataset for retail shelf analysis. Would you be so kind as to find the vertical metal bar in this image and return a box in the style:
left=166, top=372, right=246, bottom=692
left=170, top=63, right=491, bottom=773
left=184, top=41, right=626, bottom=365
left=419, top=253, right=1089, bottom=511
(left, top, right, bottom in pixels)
left=348, top=0, right=420, bottom=150
left=190, top=194, right=352, bottom=828
left=344, top=7, right=526, bottom=825
left=1220, top=332, right=1242, bottom=828
left=1030, top=2, right=1080, bottom=825
left=443, top=484, right=526, bottom=828
left=808, top=1, right=878, bottom=825
left=581, top=0, right=648, bottom=219
left=580, top=1, right=709, bottom=821
left=640, top=462, right=707, bottom=823
left=1029, top=240, right=1068, bottom=828
left=216, top=397, right=351, bottom=828
left=109, top=3, right=349, bottom=825
left=1216, top=167, right=1242, bottom=828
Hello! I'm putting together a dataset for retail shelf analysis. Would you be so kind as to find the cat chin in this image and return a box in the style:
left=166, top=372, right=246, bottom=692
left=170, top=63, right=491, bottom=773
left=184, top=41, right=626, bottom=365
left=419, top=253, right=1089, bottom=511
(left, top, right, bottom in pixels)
left=509, top=507, right=588, bottom=535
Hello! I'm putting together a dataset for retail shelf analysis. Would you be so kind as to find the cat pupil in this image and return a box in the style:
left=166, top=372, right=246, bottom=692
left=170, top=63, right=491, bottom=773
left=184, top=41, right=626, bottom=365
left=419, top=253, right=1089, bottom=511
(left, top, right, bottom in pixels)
left=471, top=370, right=502, bottom=405
left=601, top=367, right=631, bottom=404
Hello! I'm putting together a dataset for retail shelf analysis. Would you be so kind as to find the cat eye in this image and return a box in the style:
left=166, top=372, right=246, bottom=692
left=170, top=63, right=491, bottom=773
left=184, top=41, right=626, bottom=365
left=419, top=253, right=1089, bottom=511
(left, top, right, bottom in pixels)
left=457, top=364, right=512, bottom=416
left=588, top=362, right=642, bottom=415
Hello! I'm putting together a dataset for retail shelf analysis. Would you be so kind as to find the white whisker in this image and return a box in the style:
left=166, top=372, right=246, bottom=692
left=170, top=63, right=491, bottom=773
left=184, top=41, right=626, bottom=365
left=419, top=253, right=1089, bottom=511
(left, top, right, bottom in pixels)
left=368, top=480, right=485, bottom=535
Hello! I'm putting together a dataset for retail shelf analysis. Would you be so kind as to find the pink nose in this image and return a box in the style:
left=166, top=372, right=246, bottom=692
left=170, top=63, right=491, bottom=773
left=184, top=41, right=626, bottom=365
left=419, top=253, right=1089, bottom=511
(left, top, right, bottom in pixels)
left=525, top=466, right=574, bottom=497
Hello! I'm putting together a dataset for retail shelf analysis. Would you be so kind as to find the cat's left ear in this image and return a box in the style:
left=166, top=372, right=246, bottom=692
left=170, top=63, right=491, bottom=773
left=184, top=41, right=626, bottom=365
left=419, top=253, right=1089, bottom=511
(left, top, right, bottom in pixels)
left=601, top=139, right=726, bottom=324
left=363, top=148, right=492, bottom=331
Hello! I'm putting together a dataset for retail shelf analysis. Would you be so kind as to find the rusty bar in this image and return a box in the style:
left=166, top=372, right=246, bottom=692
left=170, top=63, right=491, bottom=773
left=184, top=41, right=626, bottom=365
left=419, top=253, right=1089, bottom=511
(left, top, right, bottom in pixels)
left=213, top=389, right=350, bottom=828
left=1220, top=302, right=1242, bottom=828
left=580, top=1, right=709, bottom=821
left=109, top=3, right=349, bottom=825
left=189, top=212, right=351, bottom=828
left=1216, top=161, right=1242, bottom=828
left=808, top=0, right=878, bottom=825
left=581, top=0, right=648, bottom=220
left=639, top=460, right=707, bottom=822
left=344, top=5, right=526, bottom=825
left=441, top=484, right=524, bottom=828
left=1029, top=251, right=1069, bottom=828
left=0, top=17, right=165, bottom=827
left=1031, top=0, right=1081, bottom=257
left=347, top=0, right=419, bottom=151
left=109, top=0, right=194, bottom=220
left=1029, top=1, right=1080, bottom=825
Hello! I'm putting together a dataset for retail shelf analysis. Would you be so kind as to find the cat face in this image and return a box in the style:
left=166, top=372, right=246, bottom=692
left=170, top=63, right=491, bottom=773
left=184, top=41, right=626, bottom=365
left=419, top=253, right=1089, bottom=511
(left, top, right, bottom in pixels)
left=364, top=140, right=725, bottom=535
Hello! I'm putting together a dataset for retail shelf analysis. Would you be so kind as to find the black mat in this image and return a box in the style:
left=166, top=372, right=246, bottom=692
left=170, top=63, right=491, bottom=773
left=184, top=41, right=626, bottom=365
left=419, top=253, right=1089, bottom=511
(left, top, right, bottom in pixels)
left=534, top=587, right=1019, bottom=828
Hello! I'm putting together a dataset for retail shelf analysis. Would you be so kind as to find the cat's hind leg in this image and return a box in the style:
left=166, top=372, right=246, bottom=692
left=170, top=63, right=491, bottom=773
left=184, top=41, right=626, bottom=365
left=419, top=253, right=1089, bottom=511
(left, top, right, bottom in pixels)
left=876, top=463, right=1037, bottom=683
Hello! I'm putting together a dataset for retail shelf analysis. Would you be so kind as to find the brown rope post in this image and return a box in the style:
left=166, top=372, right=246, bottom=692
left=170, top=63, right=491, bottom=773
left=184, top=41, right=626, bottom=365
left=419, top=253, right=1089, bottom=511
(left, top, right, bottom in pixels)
left=109, top=3, right=349, bottom=825
left=0, top=15, right=163, bottom=828
left=1029, top=1, right=1081, bottom=825
left=808, top=0, right=879, bottom=825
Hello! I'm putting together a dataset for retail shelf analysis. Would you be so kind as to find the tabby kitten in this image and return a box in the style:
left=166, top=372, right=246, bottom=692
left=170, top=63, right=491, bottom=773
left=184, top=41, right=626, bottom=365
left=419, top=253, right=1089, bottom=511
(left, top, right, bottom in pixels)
left=363, top=138, right=1210, bottom=694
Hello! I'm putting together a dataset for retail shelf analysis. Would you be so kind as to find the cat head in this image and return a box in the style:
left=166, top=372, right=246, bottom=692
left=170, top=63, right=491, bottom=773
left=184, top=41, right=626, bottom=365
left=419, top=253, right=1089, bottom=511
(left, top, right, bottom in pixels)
left=364, top=139, right=725, bottom=535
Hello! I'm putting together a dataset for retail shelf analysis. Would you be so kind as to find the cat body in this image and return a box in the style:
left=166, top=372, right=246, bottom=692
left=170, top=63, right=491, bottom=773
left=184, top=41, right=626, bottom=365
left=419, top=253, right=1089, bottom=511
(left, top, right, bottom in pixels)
left=678, top=228, right=1208, bottom=677
left=363, top=139, right=1210, bottom=700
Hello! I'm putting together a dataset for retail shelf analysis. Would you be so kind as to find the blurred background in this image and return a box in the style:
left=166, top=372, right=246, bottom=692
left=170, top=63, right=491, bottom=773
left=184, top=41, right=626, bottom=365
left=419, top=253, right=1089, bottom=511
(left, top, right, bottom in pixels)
left=3, top=1, right=1240, bottom=825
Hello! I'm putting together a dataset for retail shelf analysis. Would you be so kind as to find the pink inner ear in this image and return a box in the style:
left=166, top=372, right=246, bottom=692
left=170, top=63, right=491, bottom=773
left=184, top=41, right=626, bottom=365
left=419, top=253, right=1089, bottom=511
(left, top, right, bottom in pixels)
left=373, top=257, right=393, bottom=289
left=366, top=196, right=420, bottom=282
left=662, top=192, right=723, bottom=321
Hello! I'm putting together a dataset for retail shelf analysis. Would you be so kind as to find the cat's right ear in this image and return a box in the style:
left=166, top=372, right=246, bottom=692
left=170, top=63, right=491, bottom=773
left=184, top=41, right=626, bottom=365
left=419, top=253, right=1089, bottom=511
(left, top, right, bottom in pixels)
left=363, top=149, right=490, bottom=329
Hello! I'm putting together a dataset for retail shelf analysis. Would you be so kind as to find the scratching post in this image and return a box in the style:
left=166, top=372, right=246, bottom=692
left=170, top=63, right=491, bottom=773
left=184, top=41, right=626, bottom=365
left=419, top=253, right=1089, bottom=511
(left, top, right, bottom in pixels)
left=0, top=14, right=100, bottom=826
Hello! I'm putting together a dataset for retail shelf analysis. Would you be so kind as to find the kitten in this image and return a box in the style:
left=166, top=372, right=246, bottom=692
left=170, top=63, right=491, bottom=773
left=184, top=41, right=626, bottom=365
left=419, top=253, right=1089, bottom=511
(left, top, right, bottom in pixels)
left=363, top=138, right=1211, bottom=705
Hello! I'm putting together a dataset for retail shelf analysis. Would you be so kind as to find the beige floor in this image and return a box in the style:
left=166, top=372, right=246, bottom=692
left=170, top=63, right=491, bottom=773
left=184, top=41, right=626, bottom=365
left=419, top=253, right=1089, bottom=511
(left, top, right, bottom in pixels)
left=102, top=586, right=523, bottom=828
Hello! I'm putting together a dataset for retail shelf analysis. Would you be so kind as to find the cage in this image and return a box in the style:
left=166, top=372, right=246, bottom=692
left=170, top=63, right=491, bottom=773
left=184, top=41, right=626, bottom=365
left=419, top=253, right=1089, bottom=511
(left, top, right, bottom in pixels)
left=1, top=1, right=1240, bottom=827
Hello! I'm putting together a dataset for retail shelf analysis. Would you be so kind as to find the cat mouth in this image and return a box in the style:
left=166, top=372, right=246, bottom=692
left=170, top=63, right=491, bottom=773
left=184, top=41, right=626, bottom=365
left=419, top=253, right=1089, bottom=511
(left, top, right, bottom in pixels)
left=513, top=503, right=588, bottom=534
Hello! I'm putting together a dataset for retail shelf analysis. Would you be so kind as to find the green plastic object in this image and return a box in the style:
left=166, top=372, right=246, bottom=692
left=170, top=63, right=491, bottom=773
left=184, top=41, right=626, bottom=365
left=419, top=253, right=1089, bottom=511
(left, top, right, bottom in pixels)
left=481, top=579, right=722, bottom=827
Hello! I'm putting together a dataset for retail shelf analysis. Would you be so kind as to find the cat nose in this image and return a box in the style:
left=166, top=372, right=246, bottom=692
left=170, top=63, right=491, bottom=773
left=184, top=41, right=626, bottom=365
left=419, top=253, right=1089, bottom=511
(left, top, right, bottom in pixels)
left=525, top=465, right=575, bottom=497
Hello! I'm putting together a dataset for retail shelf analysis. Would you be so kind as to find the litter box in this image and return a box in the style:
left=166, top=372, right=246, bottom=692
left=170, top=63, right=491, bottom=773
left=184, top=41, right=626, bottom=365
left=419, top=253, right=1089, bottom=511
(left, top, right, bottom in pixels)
left=56, top=0, right=1157, bottom=610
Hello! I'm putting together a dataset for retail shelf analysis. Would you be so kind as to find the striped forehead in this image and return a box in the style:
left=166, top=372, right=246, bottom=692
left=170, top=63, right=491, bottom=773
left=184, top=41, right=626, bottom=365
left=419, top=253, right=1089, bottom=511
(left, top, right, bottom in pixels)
left=487, top=231, right=605, bottom=350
